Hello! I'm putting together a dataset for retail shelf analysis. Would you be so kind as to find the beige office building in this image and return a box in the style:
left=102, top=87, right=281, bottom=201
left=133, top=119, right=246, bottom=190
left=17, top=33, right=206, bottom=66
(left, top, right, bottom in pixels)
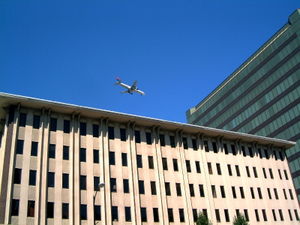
left=0, top=93, right=299, bottom=225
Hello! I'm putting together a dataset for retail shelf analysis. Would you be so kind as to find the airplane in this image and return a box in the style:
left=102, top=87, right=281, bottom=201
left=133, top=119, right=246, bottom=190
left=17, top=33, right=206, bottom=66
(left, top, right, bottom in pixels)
left=115, top=77, right=145, bottom=95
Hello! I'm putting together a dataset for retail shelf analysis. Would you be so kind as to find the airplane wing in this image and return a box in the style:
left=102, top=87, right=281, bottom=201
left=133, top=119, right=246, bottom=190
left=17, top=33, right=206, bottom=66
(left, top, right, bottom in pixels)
left=135, top=89, right=145, bottom=95
left=118, top=82, right=131, bottom=89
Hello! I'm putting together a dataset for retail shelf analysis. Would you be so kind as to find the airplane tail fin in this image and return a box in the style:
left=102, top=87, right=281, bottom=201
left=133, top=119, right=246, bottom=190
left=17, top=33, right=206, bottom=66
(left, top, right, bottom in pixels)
left=115, top=76, right=122, bottom=84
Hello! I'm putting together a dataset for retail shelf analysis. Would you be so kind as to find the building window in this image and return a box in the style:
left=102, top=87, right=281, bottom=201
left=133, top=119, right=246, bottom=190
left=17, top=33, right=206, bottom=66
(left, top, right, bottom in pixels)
left=294, top=210, right=299, bottom=221
left=93, top=124, right=99, bottom=137
left=94, top=205, right=101, bottom=221
left=223, top=143, right=228, bottom=154
left=80, top=122, right=86, bottom=136
left=249, top=147, right=253, bottom=157
left=162, top=158, right=168, bottom=170
left=94, top=176, right=100, bottom=190
left=27, top=200, right=35, bottom=217
left=125, top=207, right=131, bottom=222
left=241, top=146, right=246, bottom=156
left=258, top=148, right=262, bottom=158
left=139, top=180, right=145, bottom=194
left=179, top=208, right=185, bottom=222
left=80, top=175, right=86, bottom=190
left=141, top=208, right=147, bottom=222
left=262, top=168, right=267, bottom=178
left=208, top=162, right=213, bottom=174
left=120, top=128, right=126, bottom=141
left=289, top=189, right=294, bottom=200
left=267, top=188, right=272, bottom=199
left=109, top=152, right=115, bottom=165
left=31, top=141, right=38, bottom=156
left=62, top=203, right=69, bottom=219
left=168, top=208, right=174, bottom=222
left=232, top=186, right=237, bottom=199
left=253, top=167, right=258, bottom=178
left=62, top=173, right=69, bottom=189
left=231, top=144, right=236, bottom=155
left=63, top=120, right=70, bottom=133
left=192, top=138, right=197, bottom=150
left=122, top=153, right=128, bottom=167
left=80, top=204, right=87, bottom=220
left=278, top=169, right=282, bottom=179
left=262, top=209, right=268, bottom=221
left=49, top=144, right=56, bottom=158
left=216, top=163, right=222, bottom=175
left=29, top=170, right=36, bottom=186
left=204, top=140, right=209, bottom=152
left=246, top=166, right=250, bottom=177
left=176, top=183, right=182, bottom=196
left=50, top=118, right=57, bottom=132
left=255, top=209, right=260, bottom=221
left=108, top=126, right=114, bottom=139
left=269, top=168, right=274, bottom=179
left=146, top=132, right=152, bottom=144
left=47, top=202, right=54, bottom=218
left=193, top=209, right=198, bottom=222
left=48, top=172, right=55, bottom=187
left=288, top=209, right=293, bottom=221
left=283, top=189, right=287, bottom=199
left=244, top=209, right=249, bottom=221
left=165, top=182, right=171, bottom=196
left=123, top=179, right=129, bottom=193
left=110, top=178, right=117, bottom=192
left=153, top=208, right=159, bottom=222
left=273, top=150, right=278, bottom=160
left=211, top=185, right=217, bottom=198
left=80, top=148, right=86, bottom=162
left=235, top=165, right=240, bottom=176
left=11, top=199, right=19, bottom=216
left=151, top=181, right=157, bottom=195
left=111, top=206, right=118, bottom=221
left=203, top=209, right=208, bottom=218
left=279, top=209, right=284, bottom=221
left=279, top=151, right=284, bottom=161
left=215, top=209, right=221, bottom=222
left=264, top=149, right=269, bottom=159
left=284, top=170, right=289, bottom=180
left=137, top=155, right=143, bottom=168
left=274, top=188, right=279, bottom=199
left=93, top=149, right=99, bottom=163
left=16, top=139, right=24, bottom=154
left=195, top=161, right=201, bottom=173
left=228, top=164, right=232, bottom=176
left=14, top=168, right=22, bottom=184
left=220, top=186, right=226, bottom=198
left=135, top=130, right=141, bottom=143
left=272, top=209, right=277, bottom=221
left=148, top=156, right=154, bottom=169
left=19, top=113, right=27, bottom=127
left=257, top=187, right=262, bottom=199
left=250, top=187, right=255, bottom=199
left=240, top=187, right=245, bottom=198
left=224, top=209, right=230, bottom=222
left=182, top=137, right=188, bottom=149
left=212, top=141, right=218, bottom=153
left=199, top=184, right=205, bottom=197
left=186, top=160, right=191, bottom=172
left=63, top=146, right=69, bottom=160
left=170, top=135, right=176, bottom=148
left=173, top=159, right=178, bottom=171
left=33, top=115, right=40, bottom=129
left=159, top=134, right=165, bottom=146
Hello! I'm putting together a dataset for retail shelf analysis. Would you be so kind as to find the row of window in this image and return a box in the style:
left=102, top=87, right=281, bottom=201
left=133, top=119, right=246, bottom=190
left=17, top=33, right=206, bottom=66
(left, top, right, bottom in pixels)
left=11, top=198, right=300, bottom=223
left=19, top=114, right=285, bottom=161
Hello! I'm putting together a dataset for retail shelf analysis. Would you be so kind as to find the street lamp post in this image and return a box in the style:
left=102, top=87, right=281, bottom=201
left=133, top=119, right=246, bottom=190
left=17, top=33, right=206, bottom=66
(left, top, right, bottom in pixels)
left=94, top=182, right=105, bottom=225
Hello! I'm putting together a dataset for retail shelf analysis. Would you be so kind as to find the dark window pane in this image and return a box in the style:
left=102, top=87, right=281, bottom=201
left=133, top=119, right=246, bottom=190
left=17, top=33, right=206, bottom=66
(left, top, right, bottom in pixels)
left=160, top=134, right=165, bottom=146
left=186, top=160, right=191, bottom=172
left=16, top=140, right=24, bottom=154
left=135, top=130, right=141, bottom=143
left=240, top=187, right=245, bottom=198
left=148, top=156, right=154, bottom=169
left=179, top=208, right=185, bottom=222
left=19, top=113, right=27, bottom=127
left=215, top=209, right=221, bottom=222
left=262, top=209, right=268, bottom=221
left=168, top=208, right=174, bottom=222
left=189, top=184, right=195, bottom=197
left=48, top=172, right=55, bottom=187
left=228, top=164, right=232, bottom=176
left=141, top=207, right=147, bottom=222
left=137, top=155, right=143, bottom=168
left=94, top=205, right=101, bottom=220
left=279, top=209, right=284, bottom=221
left=249, top=147, right=253, bottom=157
left=27, top=200, right=35, bottom=217
left=151, top=181, right=157, bottom=195
left=63, top=173, right=69, bottom=189
left=289, top=189, right=294, bottom=200
left=108, top=127, right=114, bottom=139
left=80, top=175, right=86, bottom=190
left=80, top=122, right=86, bottom=136
left=212, top=142, right=218, bottom=153
left=31, top=141, right=38, bottom=156
left=232, top=186, right=237, bottom=198
left=235, top=165, right=240, bottom=176
left=224, top=209, right=230, bottom=222
left=33, top=115, right=40, bottom=129
left=269, top=168, right=274, bottom=179
left=284, top=170, right=289, bottom=180
left=94, top=176, right=100, bottom=191
left=93, top=124, right=99, bottom=137
left=47, top=202, right=54, bottom=218
left=139, top=180, right=145, bottom=194
left=29, top=170, right=36, bottom=186
left=195, top=161, right=201, bottom=173
left=192, top=139, right=198, bottom=150
left=231, top=144, right=236, bottom=155
left=63, top=146, right=69, bottom=160
left=183, top=137, right=188, bottom=149
left=220, top=186, right=226, bottom=198
left=246, top=166, right=250, bottom=177
left=122, top=153, right=128, bottom=167
left=263, top=168, right=267, bottom=178
left=50, top=118, right=57, bottom=132
left=165, top=182, right=171, bottom=196
left=244, top=209, right=249, bottom=221
left=255, top=209, right=260, bottom=221
left=14, top=168, right=22, bottom=184
left=125, top=207, right=131, bottom=222
left=216, top=163, right=222, bottom=175
left=170, top=136, right=176, bottom=148
left=264, top=149, right=269, bottom=159
left=211, top=185, right=217, bottom=198
left=63, top=120, right=70, bottom=133
left=224, top=144, right=228, bottom=154
left=146, top=132, right=152, bottom=144
left=80, top=204, right=87, bottom=220
left=123, top=179, right=129, bottom=193
left=120, top=128, right=126, bottom=141
left=49, top=144, right=56, bottom=158
left=208, top=162, right=213, bottom=174
left=109, top=152, right=115, bottom=165
left=193, top=209, right=198, bottom=222
left=110, top=178, right=117, bottom=192
left=11, top=199, right=19, bottom=216
left=176, top=183, right=182, bottom=196
left=112, top=206, right=118, bottom=221
left=153, top=208, right=159, bottom=222
left=162, top=158, right=168, bottom=170
left=93, top=149, right=99, bottom=163
left=80, top=148, right=86, bottom=162
left=62, top=203, right=69, bottom=219
left=199, top=184, right=205, bottom=197
left=204, top=140, right=209, bottom=152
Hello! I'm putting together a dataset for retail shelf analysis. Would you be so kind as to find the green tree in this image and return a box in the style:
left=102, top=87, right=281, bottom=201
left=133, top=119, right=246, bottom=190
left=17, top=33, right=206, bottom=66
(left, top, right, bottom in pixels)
left=232, top=214, right=249, bottom=225
left=196, top=212, right=213, bottom=225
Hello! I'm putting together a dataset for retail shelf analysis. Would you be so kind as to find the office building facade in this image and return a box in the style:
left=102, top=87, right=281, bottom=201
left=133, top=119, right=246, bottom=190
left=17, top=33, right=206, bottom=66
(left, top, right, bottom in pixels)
left=0, top=93, right=298, bottom=225
left=187, top=9, right=300, bottom=201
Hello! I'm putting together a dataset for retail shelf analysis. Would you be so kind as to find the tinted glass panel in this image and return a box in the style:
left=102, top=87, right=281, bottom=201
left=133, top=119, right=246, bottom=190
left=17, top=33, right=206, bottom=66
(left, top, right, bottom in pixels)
left=33, top=115, right=40, bottom=129
left=31, top=141, right=38, bottom=156
left=64, top=120, right=70, bottom=133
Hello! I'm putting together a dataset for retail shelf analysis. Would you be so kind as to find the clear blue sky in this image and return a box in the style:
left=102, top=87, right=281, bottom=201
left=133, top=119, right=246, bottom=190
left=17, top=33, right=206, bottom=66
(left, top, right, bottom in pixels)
left=0, top=0, right=298, bottom=122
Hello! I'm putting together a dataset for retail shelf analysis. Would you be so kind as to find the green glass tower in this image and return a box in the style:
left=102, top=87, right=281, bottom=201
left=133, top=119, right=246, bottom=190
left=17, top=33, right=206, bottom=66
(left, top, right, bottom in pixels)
left=187, top=9, right=300, bottom=200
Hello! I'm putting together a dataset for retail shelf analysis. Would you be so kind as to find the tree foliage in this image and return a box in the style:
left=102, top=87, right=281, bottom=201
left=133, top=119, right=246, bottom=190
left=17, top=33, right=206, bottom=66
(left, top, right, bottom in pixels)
left=196, top=212, right=212, bottom=225
left=233, top=214, right=249, bottom=225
